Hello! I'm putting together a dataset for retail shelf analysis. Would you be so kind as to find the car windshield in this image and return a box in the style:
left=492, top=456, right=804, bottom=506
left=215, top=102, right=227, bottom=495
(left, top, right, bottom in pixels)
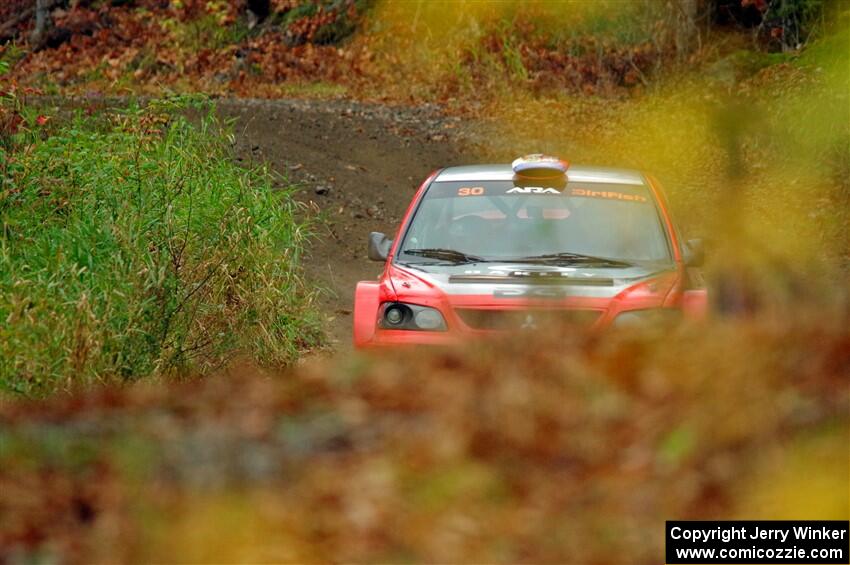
left=397, top=180, right=671, bottom=265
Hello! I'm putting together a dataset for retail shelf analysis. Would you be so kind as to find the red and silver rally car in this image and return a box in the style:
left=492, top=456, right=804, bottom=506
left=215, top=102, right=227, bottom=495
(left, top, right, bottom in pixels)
left=353, top=155, right=707, bottom=348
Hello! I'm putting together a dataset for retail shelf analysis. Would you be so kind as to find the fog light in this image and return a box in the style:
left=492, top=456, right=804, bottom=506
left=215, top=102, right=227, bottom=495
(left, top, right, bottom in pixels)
left=414, top=308, right=443, bottom=330
left=385, top=305, right=405, bottom=325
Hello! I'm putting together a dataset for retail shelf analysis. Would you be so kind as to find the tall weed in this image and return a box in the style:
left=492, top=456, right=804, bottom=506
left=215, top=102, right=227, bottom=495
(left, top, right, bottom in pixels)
left=0, top=98, right=321, bottom=395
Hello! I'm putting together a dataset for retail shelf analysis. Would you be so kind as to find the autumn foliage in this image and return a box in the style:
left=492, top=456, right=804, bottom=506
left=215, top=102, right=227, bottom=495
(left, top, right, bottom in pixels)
left=1, top=0, right=833, bottom=103
left=1, top=1, right=369, bottom=97
left=0, top=2, right=847, bottom=562
left=1, top=319, right=847, bottom=562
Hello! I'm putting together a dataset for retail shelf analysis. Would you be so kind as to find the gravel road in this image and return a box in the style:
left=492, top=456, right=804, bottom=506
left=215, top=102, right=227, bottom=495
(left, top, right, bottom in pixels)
left=217, top=99, right=482, bottom=349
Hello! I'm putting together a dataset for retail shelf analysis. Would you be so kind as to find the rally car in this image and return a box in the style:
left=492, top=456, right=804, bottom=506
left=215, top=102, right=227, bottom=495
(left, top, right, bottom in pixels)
left=353, top=155, right=707, bottom=347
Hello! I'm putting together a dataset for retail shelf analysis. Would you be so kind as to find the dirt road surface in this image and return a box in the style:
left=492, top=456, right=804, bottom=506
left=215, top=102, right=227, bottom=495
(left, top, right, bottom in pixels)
left=217, top=99, right=479, bottom=350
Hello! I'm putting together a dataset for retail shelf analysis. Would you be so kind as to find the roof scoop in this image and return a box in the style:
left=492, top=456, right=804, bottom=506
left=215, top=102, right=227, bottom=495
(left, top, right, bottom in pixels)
left=511, top=154, right=569, bottom=188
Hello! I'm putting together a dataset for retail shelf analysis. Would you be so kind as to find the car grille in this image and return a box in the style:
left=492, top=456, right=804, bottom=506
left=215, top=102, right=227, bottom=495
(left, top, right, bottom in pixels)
left=454, top=308, right=601, bottom=331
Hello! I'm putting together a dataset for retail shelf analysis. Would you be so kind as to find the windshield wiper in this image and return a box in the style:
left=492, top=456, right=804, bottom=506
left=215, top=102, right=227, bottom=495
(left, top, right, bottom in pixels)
left=507, top=252, right=633, bottom=267
left=404, top=248, right=488, bottom=264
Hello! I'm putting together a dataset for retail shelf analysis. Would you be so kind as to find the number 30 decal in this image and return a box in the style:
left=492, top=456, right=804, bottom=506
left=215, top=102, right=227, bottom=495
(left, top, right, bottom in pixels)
left=458, top=186, right=485, bottom=196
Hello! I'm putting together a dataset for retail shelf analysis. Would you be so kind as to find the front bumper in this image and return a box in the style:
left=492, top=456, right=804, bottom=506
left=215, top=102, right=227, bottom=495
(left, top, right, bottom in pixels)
left=364, top=329, right=460, bottom=347
left=358, top=304, right=697, bottom=348
left=359, top=306, right=610, bottom=348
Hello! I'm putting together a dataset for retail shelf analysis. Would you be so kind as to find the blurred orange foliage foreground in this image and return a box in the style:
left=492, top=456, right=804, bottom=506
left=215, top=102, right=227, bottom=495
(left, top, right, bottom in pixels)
left=1, top=318, right=848, bottom=563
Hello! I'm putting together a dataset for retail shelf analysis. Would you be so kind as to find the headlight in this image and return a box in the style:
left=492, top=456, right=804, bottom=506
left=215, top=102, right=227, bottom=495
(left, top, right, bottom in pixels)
left=379, top=303, right=447, bottom=331
left=413, top=308, right=444, bottom=330
left=384, top=305, right=405, bottom=325
left=613, top=308, right=682, bottom=328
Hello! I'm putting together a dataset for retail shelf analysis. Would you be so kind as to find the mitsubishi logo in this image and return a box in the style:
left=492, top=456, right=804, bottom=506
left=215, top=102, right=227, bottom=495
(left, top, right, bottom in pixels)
left=520, top=314, right=538, bottom=330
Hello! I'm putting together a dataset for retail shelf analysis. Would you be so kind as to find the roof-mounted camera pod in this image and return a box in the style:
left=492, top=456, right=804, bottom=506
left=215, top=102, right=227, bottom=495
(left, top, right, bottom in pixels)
left=511, top=154, right=570, bottom=189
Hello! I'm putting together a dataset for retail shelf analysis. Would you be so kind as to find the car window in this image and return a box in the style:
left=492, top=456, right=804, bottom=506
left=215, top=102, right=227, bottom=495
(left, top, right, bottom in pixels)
left=399, top=180, right=671, bottom=263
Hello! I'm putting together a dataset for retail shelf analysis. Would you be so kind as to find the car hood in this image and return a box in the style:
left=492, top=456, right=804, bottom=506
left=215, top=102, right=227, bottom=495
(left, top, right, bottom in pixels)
left=392, top=261, right=675, bottom=299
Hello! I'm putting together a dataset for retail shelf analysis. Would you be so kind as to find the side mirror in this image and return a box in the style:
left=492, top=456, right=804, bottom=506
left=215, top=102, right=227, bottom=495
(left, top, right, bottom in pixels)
left=684, top=238, right=704, bottom=267
left=367, top=232, right=392, bottom=262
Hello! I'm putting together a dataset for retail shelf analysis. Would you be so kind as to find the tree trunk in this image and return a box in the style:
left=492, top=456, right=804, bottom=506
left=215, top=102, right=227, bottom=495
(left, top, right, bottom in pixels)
left=29, top=0, right=51, bottom=47
left=674, top=0, right=699, bottom=61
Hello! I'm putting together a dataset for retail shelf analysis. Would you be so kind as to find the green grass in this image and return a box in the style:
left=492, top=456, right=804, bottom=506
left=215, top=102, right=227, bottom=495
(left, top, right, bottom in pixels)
left=0, top=44, right=25, bottom=75
left=0, top=97, right=322, bottom=396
